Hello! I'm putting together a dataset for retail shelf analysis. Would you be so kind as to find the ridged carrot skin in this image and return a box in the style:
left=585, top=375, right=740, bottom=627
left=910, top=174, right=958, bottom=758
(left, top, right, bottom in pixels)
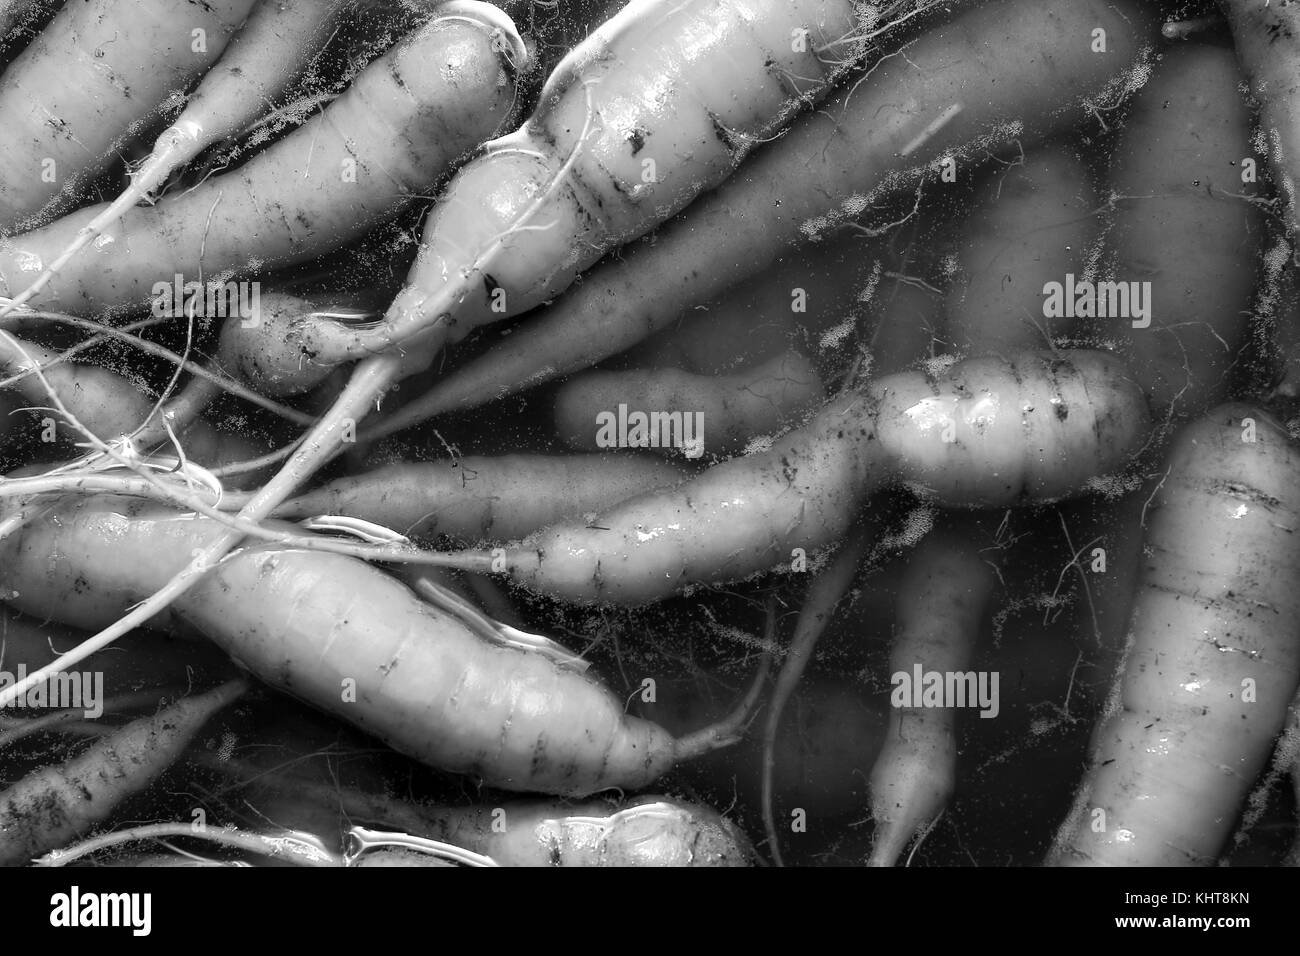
left=0, top=498, right=723, bottom=796
left=1050, top=404, right=1300, bottom=866
left=506, top=350, right=1150, bottom=604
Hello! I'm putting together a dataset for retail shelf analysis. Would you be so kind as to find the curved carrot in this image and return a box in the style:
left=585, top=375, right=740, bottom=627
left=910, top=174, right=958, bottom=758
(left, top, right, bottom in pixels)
left=1049, top=404, right=1300, bottom=866
left=493, top=350, right=1149, bottom=604
left=0, top=496, right=766, bottom=795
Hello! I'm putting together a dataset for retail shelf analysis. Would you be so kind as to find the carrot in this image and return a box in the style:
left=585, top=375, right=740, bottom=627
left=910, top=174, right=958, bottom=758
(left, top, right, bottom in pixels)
left=0, top=0, right=258, bottom=231
left=0, top=2, right=527, bottom=316
left=0, top=496, right=767, bottom=795
left=867, top=518, right=997, bottom=866
left=298, top=0, right=911, bottom=363
left=484, top=350, right=1150, bottom=605
left=210, top=291, right=375, bottom=400
left=272, top=452, right=687, bottom=543
left=1223, top=0, right=1300, bottom=248
left=1049, top=403, right=1300, bottom=866
left=553, top=351, right=825, bottom=461
left=121, top=290, right=374, bottom=454
left=367, top=794, right=757, bottom=867
left=0, top=0, right=353, bottom=315
left=0, top=678, right=245, bottom=866
left=1085, top=42, right=1263, bottom=422
left=216, top=758, right=758, bottom=866
left=370, top=0, right=1157, bottom=443
left=943, top=143, right=1100, bottom=355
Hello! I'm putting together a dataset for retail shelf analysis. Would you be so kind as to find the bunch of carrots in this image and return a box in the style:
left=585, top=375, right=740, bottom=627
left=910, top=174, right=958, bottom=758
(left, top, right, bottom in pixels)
left=0, top=0, right=1297, bottom=868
